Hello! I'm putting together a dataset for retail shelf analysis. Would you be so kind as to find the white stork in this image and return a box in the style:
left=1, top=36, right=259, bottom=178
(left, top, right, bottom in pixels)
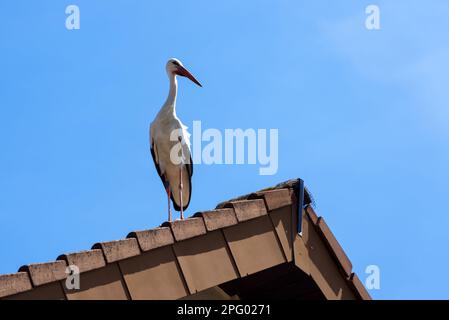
left=150, top=58, right=202, bottom=221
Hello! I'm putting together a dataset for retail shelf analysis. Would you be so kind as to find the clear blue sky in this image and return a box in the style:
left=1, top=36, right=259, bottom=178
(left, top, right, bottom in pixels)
left=1, top=0, right=448, bottom=299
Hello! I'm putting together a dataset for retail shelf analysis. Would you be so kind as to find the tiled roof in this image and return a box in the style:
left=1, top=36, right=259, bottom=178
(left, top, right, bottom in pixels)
left=0, top=179, right=371, bottom=300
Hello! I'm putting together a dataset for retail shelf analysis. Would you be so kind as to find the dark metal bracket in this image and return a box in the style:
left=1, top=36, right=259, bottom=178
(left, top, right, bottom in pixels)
left=296, top=178, right=305, bottom=235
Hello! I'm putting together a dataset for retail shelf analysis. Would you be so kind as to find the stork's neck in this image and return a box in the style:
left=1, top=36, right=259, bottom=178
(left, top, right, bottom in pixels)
left=161, top=72, right=178, bottom=116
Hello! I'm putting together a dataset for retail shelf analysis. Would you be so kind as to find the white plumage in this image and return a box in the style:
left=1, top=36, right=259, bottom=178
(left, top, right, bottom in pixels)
left=150, top=58, right=201, bottom=220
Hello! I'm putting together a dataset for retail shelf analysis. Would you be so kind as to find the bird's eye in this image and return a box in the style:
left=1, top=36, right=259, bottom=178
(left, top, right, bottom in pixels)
left=172, top=61, right=180, bottom=66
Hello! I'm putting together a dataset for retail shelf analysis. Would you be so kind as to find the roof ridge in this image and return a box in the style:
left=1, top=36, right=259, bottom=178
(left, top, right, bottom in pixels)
left=0, top=182, right=298, bottom=297
left=0, top=179, right=370, bottom=300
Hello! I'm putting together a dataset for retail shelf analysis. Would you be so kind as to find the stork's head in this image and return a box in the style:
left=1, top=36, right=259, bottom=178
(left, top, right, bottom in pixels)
left=166, top=58, right=202, bottom=87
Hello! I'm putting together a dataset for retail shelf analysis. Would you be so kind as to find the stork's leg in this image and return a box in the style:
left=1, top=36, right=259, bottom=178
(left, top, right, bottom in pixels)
left=163, top=179, right=172, bottom=222
left=177, top=136, right=185, bottom=220
left=166, top=186, right=172, bottom=222
left=179, top=165, right=184, bottom=220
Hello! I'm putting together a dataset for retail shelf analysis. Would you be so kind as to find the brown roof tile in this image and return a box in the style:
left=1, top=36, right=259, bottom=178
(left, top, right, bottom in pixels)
left=19, top=261, right=67, bottom=287
left=127, top=227, right=174, bottom=251
left=194, top=209, right=238, bottom=231
left=249, top=189, right=292, bottom=211
left=222, top=199, right=267, bottom=222
left=57, top=249, right=106, bottom=273
left=0, top=272, right=33, bottom=298
left=215, top=195, right=251, bottom=209
left=258, top=178, right=314, bottom=207
left=92, top=238, right=140, bottom=264
left=162, top=217, right=207, bottom=241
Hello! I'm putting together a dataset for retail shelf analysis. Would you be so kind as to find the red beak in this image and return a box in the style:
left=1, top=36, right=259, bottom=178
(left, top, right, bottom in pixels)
left=175, top=65, right=202, bottom=87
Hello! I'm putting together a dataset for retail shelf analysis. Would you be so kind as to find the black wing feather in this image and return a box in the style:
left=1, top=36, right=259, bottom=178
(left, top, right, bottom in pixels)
left=151, top=139, right=193, bottom=211
left=150, top=141, right=168, bottom=188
